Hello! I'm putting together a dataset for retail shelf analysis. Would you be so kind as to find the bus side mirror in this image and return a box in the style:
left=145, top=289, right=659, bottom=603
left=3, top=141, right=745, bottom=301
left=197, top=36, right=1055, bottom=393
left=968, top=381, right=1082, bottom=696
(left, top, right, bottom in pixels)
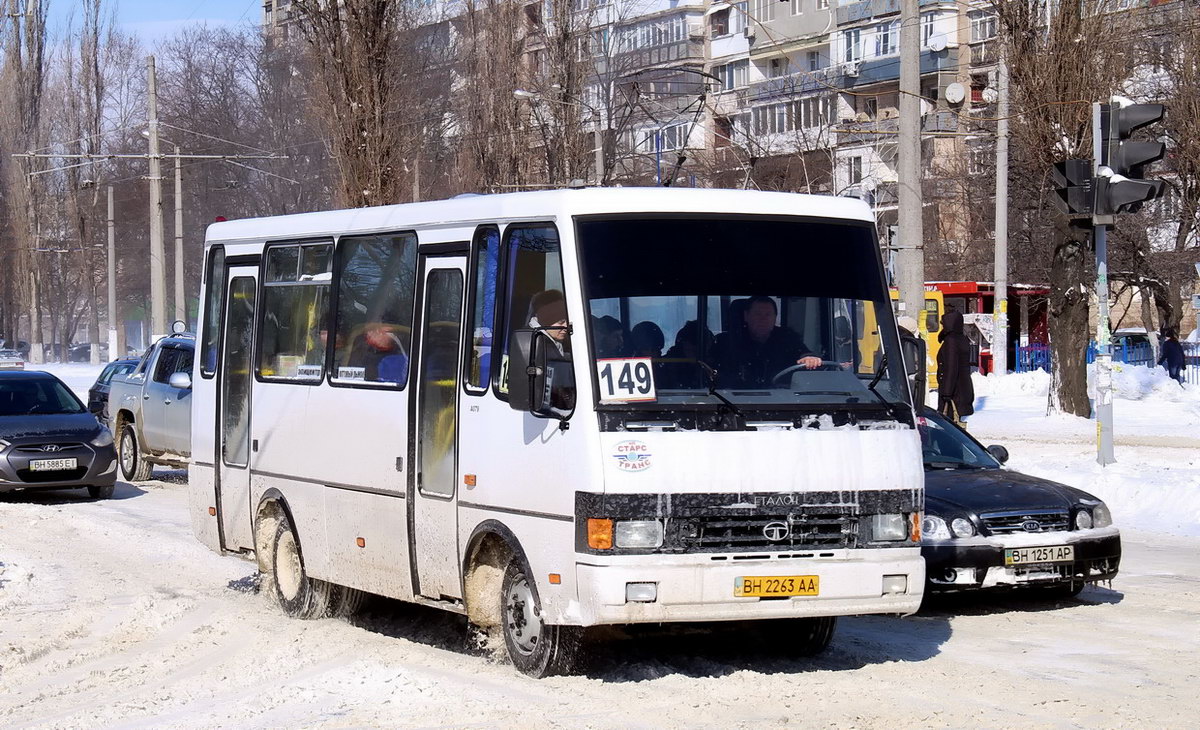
left=507, top=329, right=570, bottom=419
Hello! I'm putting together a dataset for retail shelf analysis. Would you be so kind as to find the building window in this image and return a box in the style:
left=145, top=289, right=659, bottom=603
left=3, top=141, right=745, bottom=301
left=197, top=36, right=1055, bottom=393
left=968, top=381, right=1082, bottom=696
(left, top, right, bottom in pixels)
left=769, top=57, right=790, bottom=78
left=790, top=0, right=803, bottom=16
left=808, top=50, right=822, bottom=71
left=817, top=0, right=829, bottom=8
left=843, top=29, right=861, bottom=62
left=330, top=232, right=418, bottom=387
left=731, top=1, right=747, bottom=34
left=921, top=11, right=937, bottom=47
left=864, top=96, right=878, bottom=119
left=716, top=59, right=749, bottom=90
left=875, top=21, right=898, bottom=56
left=849, top=157, right=863, bottom=185
left=968, top=145, right=991, bottom=176
left=754, top=0, right=776, bottom=24
left=969, top=10, right=997, bottom=43
left=258, top=241, right=333, bottom=382
left=711, top=8, right=730, bottom=37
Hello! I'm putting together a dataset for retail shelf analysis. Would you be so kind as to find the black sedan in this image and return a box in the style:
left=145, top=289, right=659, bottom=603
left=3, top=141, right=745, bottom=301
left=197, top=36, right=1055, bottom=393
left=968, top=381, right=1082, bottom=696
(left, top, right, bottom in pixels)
left=87, top=357, right=139, bottom=421
left=918, top=407, right=1120, bottom=595
left=0, top=371, right=118, bottom=499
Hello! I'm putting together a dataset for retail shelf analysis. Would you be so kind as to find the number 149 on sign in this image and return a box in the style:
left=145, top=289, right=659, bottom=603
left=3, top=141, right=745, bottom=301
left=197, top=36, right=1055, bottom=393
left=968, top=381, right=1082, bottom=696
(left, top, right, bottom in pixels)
left=597, top=358, right=657, bottom=403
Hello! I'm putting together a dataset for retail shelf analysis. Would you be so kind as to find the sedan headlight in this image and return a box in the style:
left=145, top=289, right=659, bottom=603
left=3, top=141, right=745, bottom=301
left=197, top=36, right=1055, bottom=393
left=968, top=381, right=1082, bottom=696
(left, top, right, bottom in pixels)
left=870, top=513, right=908, bottom=541
left=1092, top=502, right=1113, bottom=528
left=951, top=517, right=977, bottom=538
left=1075, top=509, right=1093, bottom=530
left=922, top=515, right=951, bottom=541
left=90, top=429, right=114, bottom=448
left=614, top=520, right=664, bottom=549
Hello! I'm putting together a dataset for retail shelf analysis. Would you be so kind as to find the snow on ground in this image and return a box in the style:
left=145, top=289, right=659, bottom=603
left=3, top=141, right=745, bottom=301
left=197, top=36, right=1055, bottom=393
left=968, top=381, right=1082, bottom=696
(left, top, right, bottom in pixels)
left=2, top=362, right=1197, bottom=726
left=966, top=366, right=1200, bottom=537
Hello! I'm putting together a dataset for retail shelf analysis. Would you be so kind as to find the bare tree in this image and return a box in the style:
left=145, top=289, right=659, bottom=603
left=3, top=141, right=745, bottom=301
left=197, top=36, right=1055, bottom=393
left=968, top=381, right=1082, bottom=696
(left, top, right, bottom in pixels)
left=989, top=0, right=1138, bottom=416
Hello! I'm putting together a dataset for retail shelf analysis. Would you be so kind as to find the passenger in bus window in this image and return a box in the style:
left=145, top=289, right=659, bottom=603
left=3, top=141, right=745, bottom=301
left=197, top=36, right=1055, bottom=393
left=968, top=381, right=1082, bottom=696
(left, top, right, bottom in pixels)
left=529, top=289, right=570, bottom=354
left=658, top=320, right=713, bottom=389
left=348, top=323, right=409, bottom=384
left=713, top=296, right=821, bottom=389
left=629, top=321, right=665, bottom=359
left=593, top=315, right=626, bottom=358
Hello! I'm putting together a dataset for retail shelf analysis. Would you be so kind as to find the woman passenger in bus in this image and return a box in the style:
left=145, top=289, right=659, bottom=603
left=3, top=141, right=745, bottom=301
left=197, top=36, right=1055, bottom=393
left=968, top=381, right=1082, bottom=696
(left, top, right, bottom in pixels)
left=347, top=322, right=409, bottom=384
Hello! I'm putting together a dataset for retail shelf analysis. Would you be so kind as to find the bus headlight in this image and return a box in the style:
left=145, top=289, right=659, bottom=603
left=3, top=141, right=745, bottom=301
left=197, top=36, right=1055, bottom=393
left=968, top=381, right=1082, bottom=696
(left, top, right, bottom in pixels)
left=1092, top=502, right=1112, bottom=528
left=870, top=514, right=908, bottom=541
left=614, top=520, right=664, bottom=549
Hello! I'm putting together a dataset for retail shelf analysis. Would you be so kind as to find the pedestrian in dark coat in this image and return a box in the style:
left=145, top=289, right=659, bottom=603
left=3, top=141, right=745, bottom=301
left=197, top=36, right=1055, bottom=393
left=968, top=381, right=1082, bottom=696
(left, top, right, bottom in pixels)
left=936, top=309, right=974, bottom=425
left=1158, top=327, right=1185, bottom=385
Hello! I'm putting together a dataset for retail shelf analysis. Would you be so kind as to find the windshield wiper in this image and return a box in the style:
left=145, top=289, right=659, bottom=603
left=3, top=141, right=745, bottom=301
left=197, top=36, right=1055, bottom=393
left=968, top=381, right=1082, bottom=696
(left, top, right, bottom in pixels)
left=696, top=361, right=744, bottom=422
left=925, top=460, right=985, bottom=470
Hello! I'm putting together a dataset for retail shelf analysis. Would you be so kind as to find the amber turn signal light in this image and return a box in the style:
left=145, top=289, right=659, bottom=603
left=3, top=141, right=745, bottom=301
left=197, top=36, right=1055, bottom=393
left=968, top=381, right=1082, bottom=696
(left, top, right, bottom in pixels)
left=911, top=513, right=922, bottom=542
left=356, top=537, right=366, bottom=548
left=587, top=518, right=613, bottom=550
left=208, top=507, right=216, bottom=516
left=548, top=573, right=561, bottom=585
left=464, top=474, right=477, bottom=487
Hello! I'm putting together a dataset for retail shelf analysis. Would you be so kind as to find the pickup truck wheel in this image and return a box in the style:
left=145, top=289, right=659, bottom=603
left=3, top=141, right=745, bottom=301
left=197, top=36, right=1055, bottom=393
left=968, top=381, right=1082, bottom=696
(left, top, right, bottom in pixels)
left=87, top=485, right=115, bottom=499
left=118, top=426, right=153, bottom=482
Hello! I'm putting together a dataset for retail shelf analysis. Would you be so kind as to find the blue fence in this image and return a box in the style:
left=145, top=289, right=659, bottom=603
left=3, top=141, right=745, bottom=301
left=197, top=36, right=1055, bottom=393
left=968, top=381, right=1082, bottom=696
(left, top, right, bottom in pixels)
left=1014, top=341, right=1200, bottom=385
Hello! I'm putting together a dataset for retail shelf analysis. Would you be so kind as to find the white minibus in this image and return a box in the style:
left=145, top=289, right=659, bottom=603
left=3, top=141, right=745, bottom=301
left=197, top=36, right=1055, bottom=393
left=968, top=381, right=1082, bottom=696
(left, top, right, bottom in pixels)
left=188, top=187, right=924, bottom=676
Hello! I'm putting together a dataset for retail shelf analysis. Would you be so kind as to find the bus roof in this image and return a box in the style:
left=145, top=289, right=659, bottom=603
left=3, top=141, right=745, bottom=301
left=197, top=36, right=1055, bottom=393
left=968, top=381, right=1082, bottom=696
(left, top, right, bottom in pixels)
left=204, top=187, right=875, bottom=246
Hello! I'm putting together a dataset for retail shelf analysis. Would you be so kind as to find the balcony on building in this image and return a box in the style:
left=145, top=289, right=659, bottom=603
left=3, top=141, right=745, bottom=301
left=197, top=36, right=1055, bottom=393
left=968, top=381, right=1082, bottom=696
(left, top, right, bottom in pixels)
left=835, top=0, right=944, bottom=24
left=747, top=66, right=848, bottom=104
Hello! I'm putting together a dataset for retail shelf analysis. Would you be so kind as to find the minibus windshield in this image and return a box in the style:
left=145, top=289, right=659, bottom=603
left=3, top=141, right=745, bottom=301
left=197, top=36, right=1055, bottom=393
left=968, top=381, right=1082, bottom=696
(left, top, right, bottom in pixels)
left=577, top=215, right=909, bottom=410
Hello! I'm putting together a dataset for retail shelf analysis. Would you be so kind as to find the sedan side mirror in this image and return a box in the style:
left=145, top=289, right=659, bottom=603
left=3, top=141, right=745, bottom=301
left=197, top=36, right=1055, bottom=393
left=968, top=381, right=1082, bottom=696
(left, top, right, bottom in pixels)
left=986, top=444, right=1009, bottom=464
left=168, top=371, right=192, bottom=390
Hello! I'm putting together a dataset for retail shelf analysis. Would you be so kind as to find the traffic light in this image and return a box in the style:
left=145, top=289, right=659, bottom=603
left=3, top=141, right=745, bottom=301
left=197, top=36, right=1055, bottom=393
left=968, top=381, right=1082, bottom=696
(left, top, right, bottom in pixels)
left=1050, top=159, right=1093, bottom=216
left=1097, top=103, right=1166, bottom=215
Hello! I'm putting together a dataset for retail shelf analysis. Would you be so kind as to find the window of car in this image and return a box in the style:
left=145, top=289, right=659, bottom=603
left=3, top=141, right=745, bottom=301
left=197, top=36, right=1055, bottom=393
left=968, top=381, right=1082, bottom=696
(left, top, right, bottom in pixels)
left=0, top=377, right=87, bottom=416
left=917, top=409, right=999, bottom=468
left=153, top=348, right=182, bottom=384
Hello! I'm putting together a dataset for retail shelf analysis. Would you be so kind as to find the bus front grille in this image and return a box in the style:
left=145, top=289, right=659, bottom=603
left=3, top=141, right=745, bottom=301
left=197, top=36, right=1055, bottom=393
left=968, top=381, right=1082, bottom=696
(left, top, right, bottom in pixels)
left=676, top=512, right=857, bottom=552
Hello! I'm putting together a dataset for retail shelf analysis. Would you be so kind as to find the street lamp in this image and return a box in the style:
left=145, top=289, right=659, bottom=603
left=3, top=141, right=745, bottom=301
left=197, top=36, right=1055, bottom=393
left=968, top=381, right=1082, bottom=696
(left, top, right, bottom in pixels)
left=513, top=88, right=605, bottom=186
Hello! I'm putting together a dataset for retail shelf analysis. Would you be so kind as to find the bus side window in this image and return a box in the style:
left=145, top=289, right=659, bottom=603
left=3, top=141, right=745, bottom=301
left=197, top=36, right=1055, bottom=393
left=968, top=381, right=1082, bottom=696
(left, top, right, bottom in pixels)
left=465, top=226, right=499, bottom=393
left=496, top=225, right=572, bottom=411
left=258, top=241, right=333, bottom=382
left=330, top=232, right=418, bottom=387
left=200, top=245, right=225, bottom=377
left=925, top=298, right=940, bottom=333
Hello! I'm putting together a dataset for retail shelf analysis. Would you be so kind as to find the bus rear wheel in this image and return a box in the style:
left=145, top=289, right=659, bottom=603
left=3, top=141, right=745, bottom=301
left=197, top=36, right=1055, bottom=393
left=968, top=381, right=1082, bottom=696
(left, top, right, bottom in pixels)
left=501, top=561, right=581, bottom=677
left=266, top=515, right=335, bottom=619
left=791, top=616, right=837, bottom=656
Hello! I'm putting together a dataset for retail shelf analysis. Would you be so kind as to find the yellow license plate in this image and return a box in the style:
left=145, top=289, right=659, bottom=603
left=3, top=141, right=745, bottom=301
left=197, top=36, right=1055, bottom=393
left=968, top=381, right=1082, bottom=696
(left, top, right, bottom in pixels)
left=734, top=575, right=819, bottom=597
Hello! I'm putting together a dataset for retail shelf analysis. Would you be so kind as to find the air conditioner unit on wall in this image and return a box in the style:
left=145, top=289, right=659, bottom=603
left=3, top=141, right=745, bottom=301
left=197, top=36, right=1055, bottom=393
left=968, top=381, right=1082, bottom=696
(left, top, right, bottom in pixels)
left=743, top=25, right=755, bottom=40
left=688, top=23, right=705, bottom=40
left=846, top=61, right=860, bottom=77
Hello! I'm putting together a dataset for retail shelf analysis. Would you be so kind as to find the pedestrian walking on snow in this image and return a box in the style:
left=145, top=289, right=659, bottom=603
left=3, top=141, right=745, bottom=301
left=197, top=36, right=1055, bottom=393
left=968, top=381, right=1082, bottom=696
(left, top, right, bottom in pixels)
left=1159, top=327, right=1185, bottom=385
left=936, top=309, right=975, bottom=426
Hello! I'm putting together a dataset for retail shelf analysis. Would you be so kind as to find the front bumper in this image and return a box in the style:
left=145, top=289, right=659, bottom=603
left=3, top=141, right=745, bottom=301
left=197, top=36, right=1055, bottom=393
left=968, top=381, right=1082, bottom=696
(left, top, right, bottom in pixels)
left=573, top=548, right=924, bottom=626
left=0, top=442, right=117, bottom=491
left=923, top=527, right=1121, bottom=591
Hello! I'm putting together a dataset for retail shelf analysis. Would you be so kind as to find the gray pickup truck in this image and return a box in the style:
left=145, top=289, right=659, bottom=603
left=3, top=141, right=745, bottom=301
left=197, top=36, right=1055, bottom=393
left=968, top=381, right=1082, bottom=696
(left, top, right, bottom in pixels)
left=108, top=332, right=195, bottom=481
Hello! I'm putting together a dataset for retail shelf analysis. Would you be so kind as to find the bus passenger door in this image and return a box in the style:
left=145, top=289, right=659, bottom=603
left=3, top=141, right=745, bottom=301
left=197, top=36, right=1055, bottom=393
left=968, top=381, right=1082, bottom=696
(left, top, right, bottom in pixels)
left=216, top=270, right=257, bottom=552
left=410, top=254, right=466, bottom=601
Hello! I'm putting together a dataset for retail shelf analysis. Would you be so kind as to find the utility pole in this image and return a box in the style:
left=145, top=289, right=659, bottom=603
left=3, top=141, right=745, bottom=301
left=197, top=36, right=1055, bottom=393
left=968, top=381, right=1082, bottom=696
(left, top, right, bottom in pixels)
left=593, top=108, right=604, bottom=186
left=147, top=55, right=166, bottom=339
left=173, top=143, right=184, bottom=325
left=992, top=54, right=1009, bottom=376
left=897, top=0, right=925, bottom=327
left=107, top=185, right=119, bottom=361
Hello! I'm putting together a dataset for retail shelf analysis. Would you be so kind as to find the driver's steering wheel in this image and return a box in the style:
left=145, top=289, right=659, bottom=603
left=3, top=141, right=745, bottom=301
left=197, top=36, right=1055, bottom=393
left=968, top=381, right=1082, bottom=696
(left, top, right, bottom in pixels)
left=771, top=361, right=845, bottom=385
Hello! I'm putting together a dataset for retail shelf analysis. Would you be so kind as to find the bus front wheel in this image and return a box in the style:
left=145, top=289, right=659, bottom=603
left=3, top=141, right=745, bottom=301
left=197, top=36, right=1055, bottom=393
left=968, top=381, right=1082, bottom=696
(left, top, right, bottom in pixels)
left=791, top=616, right=837, bottom=656
left=266, top=515, right=335, bottom=619
left=501, top=561, right=581, bottom=677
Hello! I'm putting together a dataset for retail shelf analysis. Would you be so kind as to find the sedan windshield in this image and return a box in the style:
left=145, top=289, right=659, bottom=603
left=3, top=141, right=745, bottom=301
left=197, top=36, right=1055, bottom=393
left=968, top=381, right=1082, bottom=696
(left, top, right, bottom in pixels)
left=0, top=378, right=87, bottom=416
left=577, top=216, right=909, bottom=409
left=917, top=409, right=999, bottom=469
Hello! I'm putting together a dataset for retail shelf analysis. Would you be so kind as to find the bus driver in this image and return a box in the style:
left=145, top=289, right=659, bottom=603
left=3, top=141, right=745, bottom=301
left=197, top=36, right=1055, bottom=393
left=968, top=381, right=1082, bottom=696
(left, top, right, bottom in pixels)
left=713, top=295, right=823, bottom=389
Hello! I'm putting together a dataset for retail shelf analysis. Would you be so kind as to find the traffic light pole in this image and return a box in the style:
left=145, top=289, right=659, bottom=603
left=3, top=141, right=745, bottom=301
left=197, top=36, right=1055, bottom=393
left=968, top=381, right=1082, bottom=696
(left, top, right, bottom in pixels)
left=1092, top=102, right=1115, bottom=466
